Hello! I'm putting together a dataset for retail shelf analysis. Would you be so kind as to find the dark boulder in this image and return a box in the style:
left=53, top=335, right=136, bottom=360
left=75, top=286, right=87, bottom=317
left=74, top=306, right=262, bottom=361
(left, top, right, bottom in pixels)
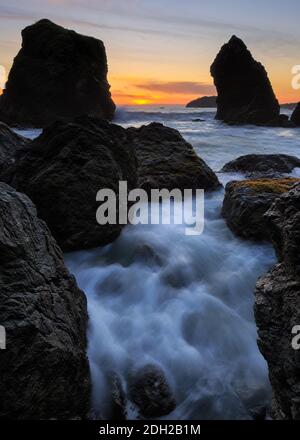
left=0, top=183, right=90, bottom=419
left=255, top=183, right=300, bottom=419
left=186, top=96, right=217, bottom=108
left=0, top=121, right=29, bottom=175
left=222, top=178, right=300, bottom=240
left=221, top=154, right=300, bottom=178
left=291, top=102, right=300, bottom=126
left=5, top=116, right=138, bottom=251
left=210, top=36, right=280, bottom=125
left=127, top=122, right=221, bottom=193
left=129, top=365, right=176, bottom=418
left=0, top=19, right=115, bottom=128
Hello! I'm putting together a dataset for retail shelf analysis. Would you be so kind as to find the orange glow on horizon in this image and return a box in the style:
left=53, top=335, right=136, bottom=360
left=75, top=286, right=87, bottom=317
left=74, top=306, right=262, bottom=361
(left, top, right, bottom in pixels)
left=132, top=98, right=153, bottom=105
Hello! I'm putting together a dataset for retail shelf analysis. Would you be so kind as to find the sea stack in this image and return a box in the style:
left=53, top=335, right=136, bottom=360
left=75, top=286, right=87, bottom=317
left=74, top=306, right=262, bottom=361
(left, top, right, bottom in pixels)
left=210, top=35, right=280, bottom=125
left=0, top=19, right=115, bottom=127
left=291, top=102, right=300, bottom=126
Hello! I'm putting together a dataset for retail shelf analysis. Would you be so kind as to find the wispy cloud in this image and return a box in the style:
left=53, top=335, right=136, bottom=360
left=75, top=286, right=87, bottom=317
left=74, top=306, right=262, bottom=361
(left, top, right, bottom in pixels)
left=136, top=81, right=215, bottom=95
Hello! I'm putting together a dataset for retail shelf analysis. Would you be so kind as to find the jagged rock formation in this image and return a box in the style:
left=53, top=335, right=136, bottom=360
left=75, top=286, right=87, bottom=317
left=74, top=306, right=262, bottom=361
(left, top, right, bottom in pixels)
left=4, top=119, right=220, bottom=251
left=291, top=102, right=300, bottom=126
left=5, top=116, right=137, bottom=251
left=222, top=178, right=300, bottom=240
left=255, top=183, right=300, bottom=419
left=221, top=154, right=300, bottom=178
left=186, top=96, right=217, bottom=108
left=0, top=19, right=115, bottom=128
left=210, top=36, right=280, bottom=125
left=127, top=122, right=221, bottom=193
left=0, top=183, right=90, bottom=419
left=129, top=365, right=176, bottom=418
left=281, top=103, right=298, bottom=110
left=0, top=121, right=29, bottom=175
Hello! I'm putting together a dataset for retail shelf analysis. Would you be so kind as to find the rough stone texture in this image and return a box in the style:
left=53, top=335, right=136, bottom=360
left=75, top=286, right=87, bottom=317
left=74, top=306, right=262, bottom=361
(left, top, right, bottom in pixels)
left=210, top=36, right=280, bottom=125
left=0, top=183, right=90, bottom=419
left=0, top=19, right=115, bottom=128
left=255, top=183, right=300, bottom=419
left=108, top=374, right=127, bottom=420
left=222, top=178, right=300, bottom=240
left=5, top=116, right=138, bottom=251
left=291, top=102, right=300, bottom=126
left=221, top=154, right=300, bottom=178
left=127, top=122, right=221, bottom=193
left=186, top=96, right=217, bottom=108
left=0, top=121, right=29, bottom=175
left=129, top=365, right=176, bottom=418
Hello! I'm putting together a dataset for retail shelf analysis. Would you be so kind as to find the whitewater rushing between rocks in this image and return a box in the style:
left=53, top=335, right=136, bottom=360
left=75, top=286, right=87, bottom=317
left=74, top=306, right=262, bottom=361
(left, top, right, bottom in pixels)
left=19, top=106, right=300, bottom=419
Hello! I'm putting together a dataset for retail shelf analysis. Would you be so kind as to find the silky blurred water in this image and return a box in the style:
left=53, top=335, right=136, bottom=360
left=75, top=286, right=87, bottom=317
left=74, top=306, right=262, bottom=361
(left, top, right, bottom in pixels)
left=19, top=105, right=300, bottom=420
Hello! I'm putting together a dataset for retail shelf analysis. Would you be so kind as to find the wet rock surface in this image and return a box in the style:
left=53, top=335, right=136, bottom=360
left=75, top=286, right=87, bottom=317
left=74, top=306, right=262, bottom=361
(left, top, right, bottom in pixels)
left=127, top=122, right=221, bottom=193
left=255, top=183, right=300, bottom=419
left=221, top=154, right=300, bottom=178
left=222, top=178, right=300, bottom=240
left=0, top=121, right=29, bottom=175
left=0, top=183, right=90, bottom=419
left=5, top=116, right=138, bottom=251
left=129, top=365, right=176, bottom=418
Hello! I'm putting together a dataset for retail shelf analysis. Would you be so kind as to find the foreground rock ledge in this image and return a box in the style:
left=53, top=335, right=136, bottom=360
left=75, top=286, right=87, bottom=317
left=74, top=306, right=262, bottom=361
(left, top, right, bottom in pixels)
left=5, top=119, right=220, bottom=251
left=0, top=183, right=90, bottom=419
left=222, top=178, right=300, bottom=240
left=255, top=183, right=300, bottom=419
left=0, top=19, right=115, bottom=128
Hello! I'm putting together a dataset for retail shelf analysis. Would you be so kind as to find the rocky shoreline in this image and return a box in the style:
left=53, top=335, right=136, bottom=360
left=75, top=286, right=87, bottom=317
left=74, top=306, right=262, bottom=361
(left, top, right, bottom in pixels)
left=0, top=18, right=300, bottom=420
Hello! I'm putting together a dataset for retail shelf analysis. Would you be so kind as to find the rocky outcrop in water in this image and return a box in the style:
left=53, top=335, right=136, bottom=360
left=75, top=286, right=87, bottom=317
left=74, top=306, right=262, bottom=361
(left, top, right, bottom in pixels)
left=221, top=154, right=300, bottom=178
left=129, top=365, right=176, bottom=418
left=222, top=178, right=299, bottom=240
left=0, top=122, right=29, bottom=176
left=5, top=116, right=137, bottom=251
left=186, top=96, right=217, bottom=108
left=0, top=19, right=115, bottom=128
left=210, top=36, right=280, bottom=125
left=255, top=183, right=300, bottom=419
left=291, top=102, right=300, bottom=126
left=0, top=183, right=90, bottom=419
left=127, top=122, right=221, bottom=192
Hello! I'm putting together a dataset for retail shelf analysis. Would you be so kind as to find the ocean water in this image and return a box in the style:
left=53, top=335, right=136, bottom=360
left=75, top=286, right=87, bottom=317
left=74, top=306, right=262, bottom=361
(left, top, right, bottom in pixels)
left=20, top=106, right=300, bottom=419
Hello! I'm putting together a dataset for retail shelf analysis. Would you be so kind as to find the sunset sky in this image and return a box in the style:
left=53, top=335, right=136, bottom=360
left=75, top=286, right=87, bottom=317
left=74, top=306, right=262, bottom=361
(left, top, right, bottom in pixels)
left=0, top=0, right=299, bottom=105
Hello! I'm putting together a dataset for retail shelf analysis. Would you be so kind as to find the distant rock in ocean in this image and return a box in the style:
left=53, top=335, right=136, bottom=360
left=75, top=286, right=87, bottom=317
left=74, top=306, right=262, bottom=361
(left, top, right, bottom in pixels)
left=210, top=36, right=280, bottom=125
left=186, top=96, right=217, bottom=108
left=291, top=102, right=300, bottom=126
left=0, top=19, right=115, bottom=128
left=281, top=102, right=298, bottom=110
